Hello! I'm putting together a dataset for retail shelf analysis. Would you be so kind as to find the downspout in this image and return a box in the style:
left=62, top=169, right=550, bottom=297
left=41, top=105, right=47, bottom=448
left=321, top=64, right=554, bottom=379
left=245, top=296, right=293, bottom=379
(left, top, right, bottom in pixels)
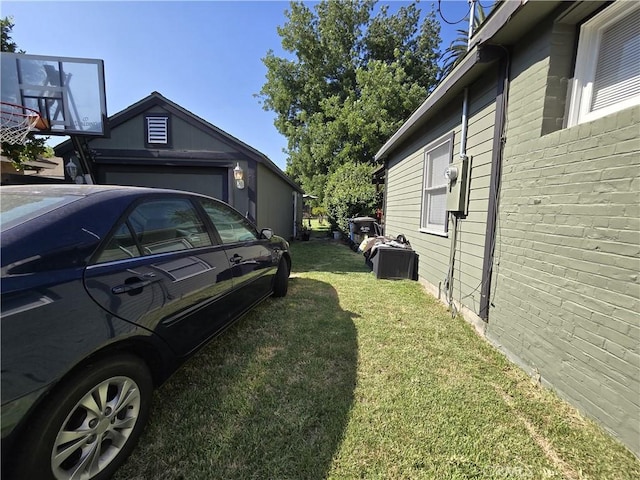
left=460, top=88, right=470, bottom=158
left=293, top=192, right=298, bottom=239
left=445, top=87, right=469, bottom=316
left=479, top=49, right=511, bottom=321
left=71, top=136, right=95, bottom=184
left=380, top=160, right=388, bottom=235
left=445, top=0, right=475, bottom=316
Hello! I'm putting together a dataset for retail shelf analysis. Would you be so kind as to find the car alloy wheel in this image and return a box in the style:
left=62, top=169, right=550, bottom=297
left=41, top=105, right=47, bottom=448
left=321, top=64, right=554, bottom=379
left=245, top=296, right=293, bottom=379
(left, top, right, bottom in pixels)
left=51, top=375, right=142, bottom=480
left=11, top=355, right=152, bottom=480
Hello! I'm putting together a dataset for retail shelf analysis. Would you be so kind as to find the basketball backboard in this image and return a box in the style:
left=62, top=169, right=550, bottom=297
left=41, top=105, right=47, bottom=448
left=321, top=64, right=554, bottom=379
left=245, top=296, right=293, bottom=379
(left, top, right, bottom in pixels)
left=1, top=53, right=107, bottom=136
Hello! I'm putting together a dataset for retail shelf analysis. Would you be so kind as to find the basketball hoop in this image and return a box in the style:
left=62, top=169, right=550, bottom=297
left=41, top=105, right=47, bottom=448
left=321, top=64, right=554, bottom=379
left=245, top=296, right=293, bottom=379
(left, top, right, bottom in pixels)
left=0, top=102, right=48, bottom=146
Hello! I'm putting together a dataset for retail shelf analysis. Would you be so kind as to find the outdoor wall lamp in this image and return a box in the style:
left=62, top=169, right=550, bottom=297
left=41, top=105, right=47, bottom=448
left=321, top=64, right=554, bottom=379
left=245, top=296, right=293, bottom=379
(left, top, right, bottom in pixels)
left=65, top=158, right=78, bottom=181
left=234, top=162, right=245, bottom=189
left=65, top=157, right=85, bottom=184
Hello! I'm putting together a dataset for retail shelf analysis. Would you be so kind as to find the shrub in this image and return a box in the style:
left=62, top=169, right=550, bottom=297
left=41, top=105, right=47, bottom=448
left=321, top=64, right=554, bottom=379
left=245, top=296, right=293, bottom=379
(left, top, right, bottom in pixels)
left=311, top=206, right=327, bottom=217
left=324, top=162, right=381, bottom=232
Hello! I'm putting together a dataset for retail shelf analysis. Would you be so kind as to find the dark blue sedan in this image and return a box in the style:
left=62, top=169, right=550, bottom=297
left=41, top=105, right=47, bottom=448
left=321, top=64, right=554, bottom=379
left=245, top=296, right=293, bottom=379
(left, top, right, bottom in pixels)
left=1, top=185, right=291, bottom=480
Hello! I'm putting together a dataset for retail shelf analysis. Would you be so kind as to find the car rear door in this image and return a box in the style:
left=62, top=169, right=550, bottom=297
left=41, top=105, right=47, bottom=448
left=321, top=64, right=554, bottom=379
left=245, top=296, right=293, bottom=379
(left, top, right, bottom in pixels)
left=84, top=195, right=235, bottom=356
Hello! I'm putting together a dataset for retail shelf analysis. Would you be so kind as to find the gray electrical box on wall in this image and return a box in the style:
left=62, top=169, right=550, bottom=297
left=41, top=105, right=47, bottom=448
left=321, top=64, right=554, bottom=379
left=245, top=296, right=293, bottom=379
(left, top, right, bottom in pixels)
left=445, top=154, right=471, bottom=214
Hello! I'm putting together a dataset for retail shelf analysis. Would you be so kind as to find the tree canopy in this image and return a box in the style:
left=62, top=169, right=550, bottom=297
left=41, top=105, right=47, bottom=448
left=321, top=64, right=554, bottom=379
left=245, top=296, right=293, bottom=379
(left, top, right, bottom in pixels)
left=324, top=161, right=381, bottom=232
left=259, top=0, right=441, bottom=205
left=1, top=17, right=20, bottom=53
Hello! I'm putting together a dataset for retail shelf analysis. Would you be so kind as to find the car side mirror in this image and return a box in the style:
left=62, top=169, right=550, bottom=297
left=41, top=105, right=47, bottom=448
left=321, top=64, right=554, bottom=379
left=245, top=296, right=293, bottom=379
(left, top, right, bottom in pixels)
left=260, top=228, right=273, bottom=240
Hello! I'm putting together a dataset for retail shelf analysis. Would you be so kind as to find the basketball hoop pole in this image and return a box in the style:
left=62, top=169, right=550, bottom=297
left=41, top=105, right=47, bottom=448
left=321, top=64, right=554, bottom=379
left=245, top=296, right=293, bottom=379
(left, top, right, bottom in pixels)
left=70, top=136, right=96, bottom=184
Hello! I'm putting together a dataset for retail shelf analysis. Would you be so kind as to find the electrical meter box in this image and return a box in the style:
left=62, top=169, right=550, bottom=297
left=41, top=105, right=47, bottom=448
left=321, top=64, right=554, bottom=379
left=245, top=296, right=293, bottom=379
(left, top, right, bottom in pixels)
left=445, top=155, right=471, bottom=214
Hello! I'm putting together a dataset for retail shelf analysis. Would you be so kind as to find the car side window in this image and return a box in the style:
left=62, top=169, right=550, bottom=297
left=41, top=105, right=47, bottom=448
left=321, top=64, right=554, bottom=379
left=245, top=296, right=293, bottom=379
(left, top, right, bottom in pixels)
left=199, top=198, right=259, bottom=244
left=95, top=198, right=213, bottom=263
left=97, top=223, right=141, bottom=262
left=131, top=198, right=213, bottom=254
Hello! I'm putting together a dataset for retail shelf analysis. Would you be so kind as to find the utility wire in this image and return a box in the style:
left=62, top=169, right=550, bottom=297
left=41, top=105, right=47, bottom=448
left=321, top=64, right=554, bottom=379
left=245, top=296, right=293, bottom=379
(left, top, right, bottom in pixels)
left=437, top=0, right=469, bottom=25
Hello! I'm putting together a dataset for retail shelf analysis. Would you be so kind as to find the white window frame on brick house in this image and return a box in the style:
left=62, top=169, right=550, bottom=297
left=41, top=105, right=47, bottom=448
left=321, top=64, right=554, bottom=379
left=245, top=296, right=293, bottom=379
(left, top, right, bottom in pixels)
left=145, top=115, right=170, bottom=146
left=420, top=132, right=453, bottom=236
left=567, top=1, right=640, bottom=126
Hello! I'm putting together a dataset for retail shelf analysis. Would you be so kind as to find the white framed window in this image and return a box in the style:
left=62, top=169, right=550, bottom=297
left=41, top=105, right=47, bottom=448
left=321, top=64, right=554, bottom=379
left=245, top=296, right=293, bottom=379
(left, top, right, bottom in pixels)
left=420, top=132, right=453, bottom=235
left=568, top=1, right=640, bottom=126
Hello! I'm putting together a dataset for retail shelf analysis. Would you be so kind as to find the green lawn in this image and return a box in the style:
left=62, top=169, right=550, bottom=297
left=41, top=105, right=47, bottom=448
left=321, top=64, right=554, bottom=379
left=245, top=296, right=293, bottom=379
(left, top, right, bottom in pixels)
left=304, top=217, right=331, bottom=236
left=114, top=238, right=639, bottom=480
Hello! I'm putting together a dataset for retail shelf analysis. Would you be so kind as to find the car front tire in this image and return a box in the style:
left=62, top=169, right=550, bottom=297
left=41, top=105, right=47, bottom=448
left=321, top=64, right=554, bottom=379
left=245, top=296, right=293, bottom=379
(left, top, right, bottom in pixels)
left=272, top=258, right=289, bottom=298
left=12, top=354, right=152, bottom=480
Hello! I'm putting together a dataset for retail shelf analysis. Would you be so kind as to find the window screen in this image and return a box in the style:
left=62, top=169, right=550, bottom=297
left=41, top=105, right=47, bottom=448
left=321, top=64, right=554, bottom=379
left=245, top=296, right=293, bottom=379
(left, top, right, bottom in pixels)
left=591, top=8, right=640, bottom=111
left=568, top=1, right=640, bottom=125
left=421, top=135, right=452, bottom=235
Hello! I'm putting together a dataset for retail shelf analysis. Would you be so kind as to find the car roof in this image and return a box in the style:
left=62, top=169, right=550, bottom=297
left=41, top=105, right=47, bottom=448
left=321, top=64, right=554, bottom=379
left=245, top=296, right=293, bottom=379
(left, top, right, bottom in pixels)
left=1, top=185, right=218, bottom=234
left=0, top=184, right=188, bottom=197
left=0, top=185, right=226, bottom=269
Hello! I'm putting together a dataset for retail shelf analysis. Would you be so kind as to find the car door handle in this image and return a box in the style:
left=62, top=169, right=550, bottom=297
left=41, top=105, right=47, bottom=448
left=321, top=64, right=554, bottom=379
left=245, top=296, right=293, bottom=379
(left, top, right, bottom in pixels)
left=230, top=254, right=243, bottom=264
left=112, top=276, right=159, bottom=295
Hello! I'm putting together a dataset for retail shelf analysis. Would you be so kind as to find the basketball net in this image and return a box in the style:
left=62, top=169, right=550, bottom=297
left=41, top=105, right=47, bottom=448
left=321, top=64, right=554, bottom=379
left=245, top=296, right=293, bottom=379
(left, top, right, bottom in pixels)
left=0, top=103, right=43, bottom=146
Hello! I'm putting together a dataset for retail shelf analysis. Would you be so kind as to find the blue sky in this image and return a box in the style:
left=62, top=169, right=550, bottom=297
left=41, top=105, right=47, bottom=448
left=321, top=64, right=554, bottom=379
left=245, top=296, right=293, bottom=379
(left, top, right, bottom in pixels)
left=2, top=0, right=480, bottom=171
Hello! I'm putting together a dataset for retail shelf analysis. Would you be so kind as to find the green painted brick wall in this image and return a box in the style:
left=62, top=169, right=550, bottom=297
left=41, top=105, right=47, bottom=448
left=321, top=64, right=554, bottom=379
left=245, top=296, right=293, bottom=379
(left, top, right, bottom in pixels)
left=382, top=4, right=639, bottom=455
left=486, top=18, right=640, bottom=453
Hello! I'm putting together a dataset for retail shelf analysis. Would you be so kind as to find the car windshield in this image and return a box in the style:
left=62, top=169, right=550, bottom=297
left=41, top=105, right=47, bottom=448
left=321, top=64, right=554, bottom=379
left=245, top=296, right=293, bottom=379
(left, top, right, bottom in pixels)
left=0, top=192, right=80, bottom=231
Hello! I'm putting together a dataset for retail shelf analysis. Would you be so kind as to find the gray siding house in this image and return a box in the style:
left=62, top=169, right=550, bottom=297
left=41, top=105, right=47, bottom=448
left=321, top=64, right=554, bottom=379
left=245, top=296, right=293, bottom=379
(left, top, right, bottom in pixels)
left=55, top=92, right=303, bottom=239
left=375, top=0, right=639, bottom=455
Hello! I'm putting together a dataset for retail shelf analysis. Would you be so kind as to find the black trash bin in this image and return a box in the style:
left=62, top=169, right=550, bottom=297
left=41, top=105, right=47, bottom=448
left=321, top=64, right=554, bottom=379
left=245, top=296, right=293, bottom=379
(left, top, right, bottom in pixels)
left=349, top=216, right=382, bottom=249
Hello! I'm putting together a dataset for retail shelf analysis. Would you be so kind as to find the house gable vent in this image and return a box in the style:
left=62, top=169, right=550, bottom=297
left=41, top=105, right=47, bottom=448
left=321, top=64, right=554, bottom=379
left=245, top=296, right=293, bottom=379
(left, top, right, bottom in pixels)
left=146, top=116, right=170, bottom=145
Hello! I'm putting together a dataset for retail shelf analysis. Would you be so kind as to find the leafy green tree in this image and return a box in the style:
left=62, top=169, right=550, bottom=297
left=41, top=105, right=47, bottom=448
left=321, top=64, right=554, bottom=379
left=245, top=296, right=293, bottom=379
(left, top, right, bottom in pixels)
left=1, top=17, right=20, bottom=53
left=1, top=16, right=49, bottom=169
left=2, top=137, right=51, bottom=165
left=324, top=162, right=380, bottom=232
left=311, top=205, right=327, bottom=217
left=440, top=2, right=487, bottom=78
left=260, top=0, right=440, bottom=203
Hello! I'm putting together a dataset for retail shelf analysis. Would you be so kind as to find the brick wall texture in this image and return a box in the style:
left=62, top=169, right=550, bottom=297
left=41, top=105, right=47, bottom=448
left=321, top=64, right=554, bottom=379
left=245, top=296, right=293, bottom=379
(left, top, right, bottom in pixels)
left=487, top=28, right=640, bottom=453
left=382, top=7, right=639, bottom=455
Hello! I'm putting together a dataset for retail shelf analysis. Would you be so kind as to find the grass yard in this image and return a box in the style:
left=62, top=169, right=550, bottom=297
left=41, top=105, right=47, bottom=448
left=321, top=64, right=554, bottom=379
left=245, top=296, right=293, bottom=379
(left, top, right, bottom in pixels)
left=114, top=237, right=639, bottom=480
left=304, top=217, right=331, bottom=236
